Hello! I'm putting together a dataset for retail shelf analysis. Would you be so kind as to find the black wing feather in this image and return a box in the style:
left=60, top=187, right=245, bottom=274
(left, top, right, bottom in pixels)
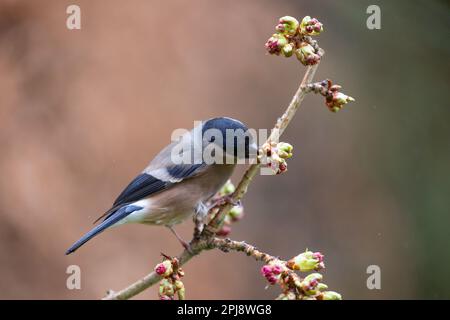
left=113, top=173, right=169, bottom=206
left=166, top=163, right=204, bottom=179
left=113, top=164, right=205, bottom=207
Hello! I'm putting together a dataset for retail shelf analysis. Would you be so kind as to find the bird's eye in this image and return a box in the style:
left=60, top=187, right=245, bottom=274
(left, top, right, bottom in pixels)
left=209, top=136, right=216, bottom=142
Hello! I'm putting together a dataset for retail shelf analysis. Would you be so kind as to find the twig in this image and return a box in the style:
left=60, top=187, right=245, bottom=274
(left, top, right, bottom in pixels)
left=104, top=238, right=281, bottom=300
left=103, top=56, right=322, bottom=300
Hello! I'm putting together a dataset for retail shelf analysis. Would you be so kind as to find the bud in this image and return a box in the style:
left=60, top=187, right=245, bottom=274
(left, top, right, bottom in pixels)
left=154, top=260, right=173, bottom=277
left=300, top=273, right=323, bottom=295
left=281, top=43, right=294, bottom=57
left=316, top=283, right=328, bottom=292
left=326, top=91, right=355, bottom=112
left=320, top=291, right=342, bottom=300
left=266, top=274, right=279, bottom=285
left=295, top=42, right=321, bottom=66
left=277, top=160, right=287, bottom=174
left=174, top=279, right=186, bottom=300
left=228, top=205, right=244, bottom=222
left=275, top=16, right=299, bottom=36
left=261, top=265, right=272, bottom=277
left=265, top=34, right=288, bottom=55
left=313, top=252, right=324, bottom=263
left=219, top=180, right=235, bottom=196
left=216, top=224, right=231, bottom=237
left=277, top=142, right=293, bottom=159
left=159, top=278, right=175, bottom=298
left=260, top=262, right=285, bottom=285
left=286, top=250, right=325, bottom=272
left=300, top=16, right=323, bottom=36
left=272, top=264, right=283, bottom=275
left=303, top=273, right=323, bottom=286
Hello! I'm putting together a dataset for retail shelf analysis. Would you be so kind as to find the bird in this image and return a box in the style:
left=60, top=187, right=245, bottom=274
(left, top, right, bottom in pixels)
left=65, top=117, right=258, bottom=255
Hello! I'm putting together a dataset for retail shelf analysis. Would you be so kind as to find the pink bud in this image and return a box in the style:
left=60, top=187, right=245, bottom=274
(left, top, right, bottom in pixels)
left=311, top=18, right=319, bottom=24
left=155, top=263, right=167, bottom=276
left=309, top=279, right=319, bottom=288
left=314, top=24, right=322, bottom=32
left=306, top=26, right=313, bottom=33
left=216, top=225, right=231, bottom=237
left=275, top=24, right=285, bottom=32
left=261, top=265, right=272, bottom=276
left=313, top=252, right=324, bottom=262
left=266, top=274, right=278, bottom=285
left=272, top=264, right=283, bottom=275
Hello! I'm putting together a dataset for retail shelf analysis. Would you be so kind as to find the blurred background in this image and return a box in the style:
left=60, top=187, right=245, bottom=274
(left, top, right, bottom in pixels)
left=0, top=0, right=448, bottom=299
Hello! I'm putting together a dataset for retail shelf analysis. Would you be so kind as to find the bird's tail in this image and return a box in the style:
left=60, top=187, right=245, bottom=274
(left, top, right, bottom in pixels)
left=65, top=205, right=142, bottom=255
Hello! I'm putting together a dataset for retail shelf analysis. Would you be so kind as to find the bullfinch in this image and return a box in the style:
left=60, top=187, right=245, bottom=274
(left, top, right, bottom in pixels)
left=65, top=117, right=257, bottom=254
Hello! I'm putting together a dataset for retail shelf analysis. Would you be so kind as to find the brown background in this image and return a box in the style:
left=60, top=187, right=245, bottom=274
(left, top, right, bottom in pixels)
left=0, top=0, right=449, bottom=299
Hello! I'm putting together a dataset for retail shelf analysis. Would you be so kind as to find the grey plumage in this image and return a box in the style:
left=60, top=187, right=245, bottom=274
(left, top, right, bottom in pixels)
left=65, top=117, right=257, bottom=255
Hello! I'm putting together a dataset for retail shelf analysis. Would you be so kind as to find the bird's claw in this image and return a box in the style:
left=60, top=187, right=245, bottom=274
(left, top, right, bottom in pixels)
left=181, top=241, right=194, bottom=255
left=211, top=195, right=241, bottom=208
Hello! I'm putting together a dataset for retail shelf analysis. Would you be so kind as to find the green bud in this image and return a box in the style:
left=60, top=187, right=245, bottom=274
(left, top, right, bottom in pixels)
left=331, top=106, right=340, bottom=113
left=321, top=291, right=342, bottom=300
left=277, top=142, right=293, bottom=159
left=228, top=205, right=244, bottom=221
left=301, top=273, right=323, bottom=295
left=219, top=180, right=235, bottom=196
left=286, top=250, right=324, bottom=272
left=276, top=16, right=299, bottom=36
left=177, top=287, right=186, bottom=300
left=295, top=42, right=320, bottom=66
left=265, top=34, right=288, bottom=55
left=300, top=16, right=324, bottom=36
left=303, top=273, right=323, bottom=284
left=316, top=283, right=328, bottom=292
left=334, top=92, right=355, bottom=105
left=174, top=279, right=185, bottom=300
left=159, top=278, right=174, bottom=297
left=281, top=43, right=294, bottom=57
left=326, top=91, right=355, bottom=112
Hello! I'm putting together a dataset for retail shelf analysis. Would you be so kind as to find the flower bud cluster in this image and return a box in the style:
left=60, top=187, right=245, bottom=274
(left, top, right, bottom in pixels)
left=258, top=142, right=293, bottom=175
left=265, top=15, right=324, bottom=65
left=307, top=79, right=355, bottom=112
left=261, top=250, right=342, bottom=300
left=155, top=257, right=186, bottom=300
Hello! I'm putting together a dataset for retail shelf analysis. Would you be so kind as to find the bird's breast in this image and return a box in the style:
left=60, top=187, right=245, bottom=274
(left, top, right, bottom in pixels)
left=138, top=164, right=236, bottom=226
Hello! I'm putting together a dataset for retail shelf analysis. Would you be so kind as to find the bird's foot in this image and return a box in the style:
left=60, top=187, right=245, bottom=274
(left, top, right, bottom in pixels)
left=210, top=195, right=241, bottom=209
left=167, top=226, right=194, bottom=254
left=182, top=241, right=194, bottom=255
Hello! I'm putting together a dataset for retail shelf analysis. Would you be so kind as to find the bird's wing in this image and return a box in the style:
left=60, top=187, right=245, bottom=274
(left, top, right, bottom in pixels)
left=113, top=163, right=206, bottom=207
left=94, top=163, right=206, bottom=224
left=94, top=130, right=206, bottom=223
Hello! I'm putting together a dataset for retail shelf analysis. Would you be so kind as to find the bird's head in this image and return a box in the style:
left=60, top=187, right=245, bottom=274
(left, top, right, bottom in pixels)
left=201, top=117, right=258, bottom=163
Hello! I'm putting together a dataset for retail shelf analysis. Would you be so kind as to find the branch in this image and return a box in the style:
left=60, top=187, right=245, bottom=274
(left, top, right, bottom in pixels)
left=103, top=14, right=356, bottom=300
left=103, top=61, right=322, bottom=300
